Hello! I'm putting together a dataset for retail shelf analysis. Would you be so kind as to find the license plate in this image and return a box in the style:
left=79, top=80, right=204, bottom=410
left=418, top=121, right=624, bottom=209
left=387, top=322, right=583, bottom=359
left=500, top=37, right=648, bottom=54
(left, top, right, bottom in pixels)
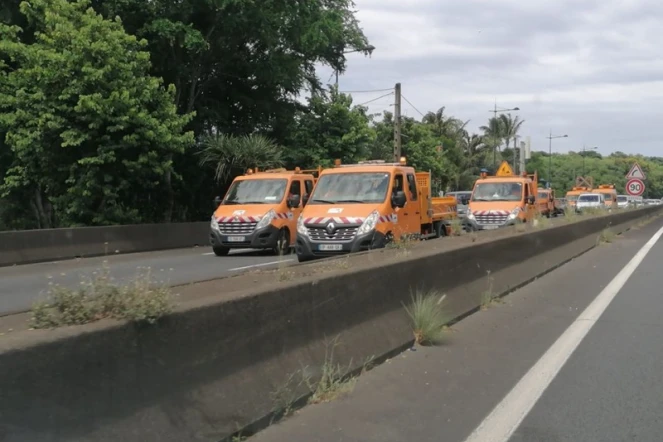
left=318, top=244, right=343, bottom=251
left=226, top=236, right=246, bottom=242
left=482, top=225, right=499, bottom=230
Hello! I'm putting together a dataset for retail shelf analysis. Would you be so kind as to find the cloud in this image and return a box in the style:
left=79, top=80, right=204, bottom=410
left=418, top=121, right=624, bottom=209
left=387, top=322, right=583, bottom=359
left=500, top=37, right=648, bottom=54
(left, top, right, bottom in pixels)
left=320, top=0, right=663, bottom=156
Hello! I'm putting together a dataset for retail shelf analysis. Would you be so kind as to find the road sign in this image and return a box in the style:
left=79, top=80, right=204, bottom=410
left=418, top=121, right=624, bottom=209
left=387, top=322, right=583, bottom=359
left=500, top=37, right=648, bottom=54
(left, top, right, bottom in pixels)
left=626, top=162, right=646, bottom=180
left=626, top=178, right=645, bottom=196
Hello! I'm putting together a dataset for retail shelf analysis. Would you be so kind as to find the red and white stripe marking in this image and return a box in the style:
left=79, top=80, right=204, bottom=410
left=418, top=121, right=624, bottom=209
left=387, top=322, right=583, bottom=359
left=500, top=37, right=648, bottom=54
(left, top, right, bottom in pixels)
left=303, top=216, right=365, bottom=224
left=216, top=215, right=260, bottom=223
left=378, top=214, right=397, bottom=223
left=472, top=210, right=510, bottom=216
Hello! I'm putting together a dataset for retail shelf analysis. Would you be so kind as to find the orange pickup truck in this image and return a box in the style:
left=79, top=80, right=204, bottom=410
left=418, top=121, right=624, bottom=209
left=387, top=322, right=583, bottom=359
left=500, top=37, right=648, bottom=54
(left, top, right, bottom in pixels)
left=294, top=158, right=457, bottom=262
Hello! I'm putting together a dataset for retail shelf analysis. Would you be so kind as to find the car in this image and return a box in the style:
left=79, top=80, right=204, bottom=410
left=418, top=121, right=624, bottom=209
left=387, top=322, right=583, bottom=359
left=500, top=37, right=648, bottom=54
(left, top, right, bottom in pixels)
left=575, top=193, right=607, bottom=213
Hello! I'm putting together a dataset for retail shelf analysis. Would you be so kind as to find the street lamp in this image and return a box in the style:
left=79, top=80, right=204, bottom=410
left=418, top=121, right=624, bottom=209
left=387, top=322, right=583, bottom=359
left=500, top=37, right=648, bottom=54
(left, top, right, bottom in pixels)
left=546, top=131, right=568, bottom=189
left=582, top=145, right=598, bottom=177
left=335, top=45, right=376, bottom=86
left=489, top=102, right=520, bottom=169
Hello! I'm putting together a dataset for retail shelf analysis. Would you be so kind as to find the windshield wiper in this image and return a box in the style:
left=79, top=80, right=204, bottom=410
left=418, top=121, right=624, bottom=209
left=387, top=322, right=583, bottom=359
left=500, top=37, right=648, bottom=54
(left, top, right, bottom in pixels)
left=222, top=201, right=240, bottom=205
left=334, top=199, right=366, bottom=203
left=472, top=198, right=491, bottom=201
left=239, top=201, right=268, bottom=204
left=310, top=199, right=336, bottom=204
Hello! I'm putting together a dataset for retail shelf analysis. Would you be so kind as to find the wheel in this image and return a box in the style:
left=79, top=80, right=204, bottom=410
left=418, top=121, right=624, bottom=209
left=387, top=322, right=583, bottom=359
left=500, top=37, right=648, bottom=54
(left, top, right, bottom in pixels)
left=433, top=221, right=444, bottom=238
left=297, top=254, right=314, bottom=263
left=273, top=228, right=291, bottom=256
left=212, top=246, right=230, bottom=256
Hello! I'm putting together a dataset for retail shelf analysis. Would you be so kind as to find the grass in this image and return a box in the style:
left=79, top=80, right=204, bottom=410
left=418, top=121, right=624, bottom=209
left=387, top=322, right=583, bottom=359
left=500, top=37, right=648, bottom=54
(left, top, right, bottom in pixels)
left=402, top=289, right=450, bottom=345
left=599, top=227, right=616, bottom=244
left=532, top=213, right=552, bottom=229
left=479, top=270, right=501, bottom=310
left=448, top=218, right=464, bottom=236
left=31, top=264, right=173, bottom=329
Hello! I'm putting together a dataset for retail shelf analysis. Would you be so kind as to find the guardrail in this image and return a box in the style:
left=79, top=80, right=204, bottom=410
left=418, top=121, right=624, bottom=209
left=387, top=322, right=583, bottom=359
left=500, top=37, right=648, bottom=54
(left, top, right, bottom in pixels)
left=1, top=205, right=660, bottom=441
left=0, top=222, right=210, bottom=266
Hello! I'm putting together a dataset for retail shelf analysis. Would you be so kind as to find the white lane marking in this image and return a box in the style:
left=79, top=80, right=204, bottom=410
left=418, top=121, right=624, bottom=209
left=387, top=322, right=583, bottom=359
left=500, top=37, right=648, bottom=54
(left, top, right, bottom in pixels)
left=463, top=225, right=663, bottom=442
left=228, top=259, right=293, bottom=272
left=202, top=252, right=215, bottom=255
left=202, top=249, right=262, bottom=256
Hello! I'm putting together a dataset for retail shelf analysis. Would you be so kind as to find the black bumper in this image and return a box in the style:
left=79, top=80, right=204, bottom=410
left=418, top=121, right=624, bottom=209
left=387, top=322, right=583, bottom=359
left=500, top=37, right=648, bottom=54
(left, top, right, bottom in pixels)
left=295, top=230, right=387, bottom=260
left=209, top=225, right=280, bottom=249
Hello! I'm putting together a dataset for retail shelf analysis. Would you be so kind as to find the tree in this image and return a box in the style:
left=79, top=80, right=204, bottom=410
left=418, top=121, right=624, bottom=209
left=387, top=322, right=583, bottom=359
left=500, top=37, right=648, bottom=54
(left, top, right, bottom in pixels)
left=480, top=116, right=506, bottom=168
left=198, top=134, right=284, bottom=184
left=284, top=89, right=376, bottom=167
left=0, top=0, right=194, bottom=227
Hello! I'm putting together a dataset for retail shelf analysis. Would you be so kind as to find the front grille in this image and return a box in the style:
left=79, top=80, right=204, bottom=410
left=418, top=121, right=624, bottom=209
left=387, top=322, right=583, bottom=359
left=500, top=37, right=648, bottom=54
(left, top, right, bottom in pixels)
left=308, top=226, right=358, bottom=241
left=475, top=214, right=508, bottom=225
left=218, top=222, right=257, bottom=235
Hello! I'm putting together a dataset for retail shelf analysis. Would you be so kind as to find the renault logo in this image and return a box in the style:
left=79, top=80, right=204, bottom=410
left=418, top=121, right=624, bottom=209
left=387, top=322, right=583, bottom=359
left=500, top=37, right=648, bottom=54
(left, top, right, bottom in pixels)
left=326, top=222, right=336, bottom=234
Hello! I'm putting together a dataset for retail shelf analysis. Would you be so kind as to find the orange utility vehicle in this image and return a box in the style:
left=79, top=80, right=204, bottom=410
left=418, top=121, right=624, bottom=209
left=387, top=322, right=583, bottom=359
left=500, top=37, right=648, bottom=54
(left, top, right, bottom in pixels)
left=592, top=184, right=618, bottom=209
left=294, top=158, right=457, bottom=262
left=210, top=167, right=320, bottom=256
left=565, top=176, right=594, bottom=209
left=466, top=161, right=538, bottom=230
left=537, top=188, right=564, bottom=217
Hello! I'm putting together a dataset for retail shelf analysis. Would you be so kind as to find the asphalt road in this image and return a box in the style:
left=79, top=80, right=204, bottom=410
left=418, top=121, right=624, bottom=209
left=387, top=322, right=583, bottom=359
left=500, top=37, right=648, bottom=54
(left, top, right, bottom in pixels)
left=0, top=247, right=293, bottom=315
left=252, top=216, right=663, bottom=442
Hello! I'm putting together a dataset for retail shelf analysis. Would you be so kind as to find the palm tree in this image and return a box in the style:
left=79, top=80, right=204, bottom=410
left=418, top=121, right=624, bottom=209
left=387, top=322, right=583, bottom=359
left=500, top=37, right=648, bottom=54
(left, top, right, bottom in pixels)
left=480, top=117, right=506, bottom=168
left=197, top=133, right=284, bottom=182
left=423, top=106, right=468, bottom=138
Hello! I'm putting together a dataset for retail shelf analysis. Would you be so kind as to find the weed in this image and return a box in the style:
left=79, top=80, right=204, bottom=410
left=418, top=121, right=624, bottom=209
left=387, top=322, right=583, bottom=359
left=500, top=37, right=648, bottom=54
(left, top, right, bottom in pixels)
left=563, top=208, right=579, bottom=222
left=277, top=256, right=294, bottom=281
left=532, top=213, right=551, bottom=229
left=480, top=270, right=501, bottom=310
left=449, top=219, right=464, bottom=236
left=270, top=370, right=305, bottom=418
left=515, top=222, right=528, bottom=233
left=306, top=336, right=359, bottom=404
left=402, top=289, right=450, bottom=345
left=31, top=264, right=173, bottom=329
left=599, top=228, right=616, bottom=244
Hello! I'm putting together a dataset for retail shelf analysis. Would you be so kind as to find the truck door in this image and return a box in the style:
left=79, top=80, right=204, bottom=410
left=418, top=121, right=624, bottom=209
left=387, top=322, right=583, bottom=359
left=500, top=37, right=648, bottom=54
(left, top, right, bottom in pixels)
left=393, top=172, right=419, bottom=238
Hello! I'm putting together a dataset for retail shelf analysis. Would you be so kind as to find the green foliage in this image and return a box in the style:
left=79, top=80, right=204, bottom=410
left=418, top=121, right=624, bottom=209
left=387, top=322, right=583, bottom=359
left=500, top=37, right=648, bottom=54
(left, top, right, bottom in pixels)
left=0, top=0, right=194, bottom=227
left=402, top=289, right=449, bottom=345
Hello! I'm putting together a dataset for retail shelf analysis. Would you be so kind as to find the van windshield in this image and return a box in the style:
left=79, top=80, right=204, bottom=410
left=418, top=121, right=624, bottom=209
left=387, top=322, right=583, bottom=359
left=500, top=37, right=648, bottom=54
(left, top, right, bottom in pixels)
left=578, top=194, right=599, bottom=202
left=566, top=194, right=579, bottom=201
left=472, top=182, right=522, bottom=202
left=309, top=172, right=390, bottom=204
left=617, top=196, right=628, bottom=202
left=449, top=192, right=472, bottom=204
left=223, top=179, right=288, bottom=204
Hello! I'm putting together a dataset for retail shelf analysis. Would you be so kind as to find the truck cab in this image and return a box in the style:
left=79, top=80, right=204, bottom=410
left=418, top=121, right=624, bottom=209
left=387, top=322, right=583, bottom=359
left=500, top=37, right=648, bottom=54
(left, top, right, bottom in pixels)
left=466, top=161, right=538, bottom=230
left=592, top=184, right=617, bottom=208
left=210, top=167, right=319, bottom=256
left=536, top=188, right=555, bottom=217
left=295, top=158, right=456, bottom=262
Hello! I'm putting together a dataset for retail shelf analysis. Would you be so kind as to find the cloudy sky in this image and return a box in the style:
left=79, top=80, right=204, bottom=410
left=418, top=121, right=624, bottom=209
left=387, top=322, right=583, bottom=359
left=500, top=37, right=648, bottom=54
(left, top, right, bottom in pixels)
left=315, top=0, right=663, bottom=156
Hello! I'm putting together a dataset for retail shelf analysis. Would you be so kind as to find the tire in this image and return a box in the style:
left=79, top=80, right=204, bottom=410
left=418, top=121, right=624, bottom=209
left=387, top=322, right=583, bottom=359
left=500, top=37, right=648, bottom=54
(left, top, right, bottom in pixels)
left=212, top=246, right=230, bottom=256
left=273, top=228, right=291, bottom=256
left=297, top=254, right=314, bottom=263
left=433, top=221, right=445, bottom=238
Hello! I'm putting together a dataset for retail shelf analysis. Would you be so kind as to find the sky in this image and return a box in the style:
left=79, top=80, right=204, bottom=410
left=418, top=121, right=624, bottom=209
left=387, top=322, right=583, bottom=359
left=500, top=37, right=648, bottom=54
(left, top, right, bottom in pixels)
left=314, top=0, right=663, bottom=157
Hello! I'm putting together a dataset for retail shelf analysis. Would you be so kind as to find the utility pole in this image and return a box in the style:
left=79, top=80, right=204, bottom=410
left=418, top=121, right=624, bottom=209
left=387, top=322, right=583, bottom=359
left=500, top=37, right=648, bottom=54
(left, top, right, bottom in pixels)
left=393, top=82, right=402, bottom=162
left=519, top=140, right=526, bottom=175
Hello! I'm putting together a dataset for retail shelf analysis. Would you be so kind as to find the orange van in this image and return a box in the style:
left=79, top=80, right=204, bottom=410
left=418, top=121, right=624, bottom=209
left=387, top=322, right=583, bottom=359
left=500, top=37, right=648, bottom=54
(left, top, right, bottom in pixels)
left=592, top=184, right=617, bottom=209
left=210, top=167, right=319, bottom=256
left=295, top=158, right=456, bottom=262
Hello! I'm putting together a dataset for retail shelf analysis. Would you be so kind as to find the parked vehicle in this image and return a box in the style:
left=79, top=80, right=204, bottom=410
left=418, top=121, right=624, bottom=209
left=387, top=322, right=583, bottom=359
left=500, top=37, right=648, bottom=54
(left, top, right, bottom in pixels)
left=466, top=161, right=538, bottom=230
left=446, top=190, right=473, bottom=230
left=294, top=158, right=457, bottom=262
left=575, top=193, right=607, bottom=213
left=592, top=184, right=617, bottom=208
left=210, top=167, right=320, bottom=256
left=616, top=195, right=629, bottom=209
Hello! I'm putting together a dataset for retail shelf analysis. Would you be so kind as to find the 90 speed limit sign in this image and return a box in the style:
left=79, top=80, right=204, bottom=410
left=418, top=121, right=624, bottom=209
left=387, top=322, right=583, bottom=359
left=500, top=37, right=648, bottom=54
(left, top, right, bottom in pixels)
left=626, top=178, right=645, bottom=196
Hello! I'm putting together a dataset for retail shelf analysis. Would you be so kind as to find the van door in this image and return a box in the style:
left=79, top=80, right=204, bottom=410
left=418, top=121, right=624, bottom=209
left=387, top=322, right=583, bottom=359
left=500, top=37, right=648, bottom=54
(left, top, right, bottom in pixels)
left=392, top=172, right=418, bottom=238
left=287, top=179, right=304, bottom=242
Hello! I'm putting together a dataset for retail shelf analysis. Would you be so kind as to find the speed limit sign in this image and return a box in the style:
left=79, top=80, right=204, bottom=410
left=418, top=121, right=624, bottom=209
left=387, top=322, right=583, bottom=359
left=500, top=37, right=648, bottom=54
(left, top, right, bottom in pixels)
left=626, top=178, right=645, bottom=196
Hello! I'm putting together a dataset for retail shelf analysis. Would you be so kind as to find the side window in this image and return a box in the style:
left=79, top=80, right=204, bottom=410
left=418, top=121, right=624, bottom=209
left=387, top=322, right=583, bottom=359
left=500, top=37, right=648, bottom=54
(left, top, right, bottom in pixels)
left=406, top=174, right=418, bottom=201
left=288, top=180, right=301, bottom=198
left=304, top=180, right=313, bottom=196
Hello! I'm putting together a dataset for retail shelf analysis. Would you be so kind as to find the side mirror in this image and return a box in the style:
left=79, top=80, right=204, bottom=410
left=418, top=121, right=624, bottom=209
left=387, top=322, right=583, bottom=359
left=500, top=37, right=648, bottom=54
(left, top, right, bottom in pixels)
left=213, top=196, right=222, bottom=208
left=528, top=195, right=535, bottom=205
left=287, top=194, right=301, bottom=209
left=392, top=191, right=407, bottom=208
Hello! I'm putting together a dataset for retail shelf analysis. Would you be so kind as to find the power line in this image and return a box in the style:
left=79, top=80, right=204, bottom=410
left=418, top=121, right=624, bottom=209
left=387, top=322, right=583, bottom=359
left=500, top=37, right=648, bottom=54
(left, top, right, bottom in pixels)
left=356, top=92, right=394, bottom=106
left=401, top=94, right=426, bottom=118
left=339, top=88, right=394, bottom=93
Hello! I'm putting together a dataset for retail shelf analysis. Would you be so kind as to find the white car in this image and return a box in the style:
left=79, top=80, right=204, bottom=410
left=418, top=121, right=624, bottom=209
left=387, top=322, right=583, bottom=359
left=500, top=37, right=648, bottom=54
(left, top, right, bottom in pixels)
left=576, top=193, right=607, bottom=213
left=616, top=195, right=629, bottom=209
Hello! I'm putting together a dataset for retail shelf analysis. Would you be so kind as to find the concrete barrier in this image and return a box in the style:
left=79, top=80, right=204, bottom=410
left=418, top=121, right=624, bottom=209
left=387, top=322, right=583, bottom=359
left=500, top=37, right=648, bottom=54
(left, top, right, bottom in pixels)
left=0, top=206, right=659, bottom=442
left=0, top=222, right=209, bottom=267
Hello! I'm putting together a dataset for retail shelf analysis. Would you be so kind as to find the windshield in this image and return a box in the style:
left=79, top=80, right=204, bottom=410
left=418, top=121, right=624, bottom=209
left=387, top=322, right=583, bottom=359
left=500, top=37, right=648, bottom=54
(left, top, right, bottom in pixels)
left=472, top=182, right=523, bottom=202
left=578, top=194, right=599, bottom=202
left=223, top=179, right=287, bottom=204
left=566, top=194, right=579, bottom=201
left=600, top=192, right=614, bottom=200
left=309, top=172, right=390, bottom=204
left=617, top=196, right=628, bottom=202
left=538, top=191, right=548, bottom=199
left=449, top=192, right=472, bottom=204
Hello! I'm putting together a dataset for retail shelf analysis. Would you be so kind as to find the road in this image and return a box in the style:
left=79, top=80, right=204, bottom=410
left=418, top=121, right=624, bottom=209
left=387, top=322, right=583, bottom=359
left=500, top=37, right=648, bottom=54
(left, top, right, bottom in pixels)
left=252, top=216, right=663, bottom=442
left=0, top=247, right=293, bottom=315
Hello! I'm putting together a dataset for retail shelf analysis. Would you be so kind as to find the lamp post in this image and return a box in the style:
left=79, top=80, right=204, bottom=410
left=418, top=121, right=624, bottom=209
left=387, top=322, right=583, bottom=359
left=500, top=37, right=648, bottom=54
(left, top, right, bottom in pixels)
left=489, top=102, right=520, bottom=169
left=582, top=145, right=598, bottom=177
left=335, top=45, right=376, bottom=86
left=546, top=131, right=568, bottom=189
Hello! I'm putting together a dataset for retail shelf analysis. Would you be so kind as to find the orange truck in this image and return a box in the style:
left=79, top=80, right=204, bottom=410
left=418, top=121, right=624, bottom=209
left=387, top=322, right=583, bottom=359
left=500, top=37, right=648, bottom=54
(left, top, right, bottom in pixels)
left=466, top=161, right=538, bottom=230
left=537, top=188, right=564, bottom=217
left=210, top=167, right=320, bottom=256
left=565, top=176, right=594, bottom=209
left=294, top=158, right=457, bottom=262
left=592, top=184, right=617, bottom=209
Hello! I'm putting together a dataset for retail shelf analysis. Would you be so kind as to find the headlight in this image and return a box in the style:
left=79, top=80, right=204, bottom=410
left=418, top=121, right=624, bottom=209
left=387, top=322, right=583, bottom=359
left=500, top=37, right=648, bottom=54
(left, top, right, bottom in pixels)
left=467, top=212, right=476, bottom=220
left=507, top=207, right=521, bottom=220
left=210, top=215, right=219, bottom=231
left=297, top=214, right=308, bottom=236
left=255, top=209, right=276, bottom=230
left=357, top=211, right=380, bottom=235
